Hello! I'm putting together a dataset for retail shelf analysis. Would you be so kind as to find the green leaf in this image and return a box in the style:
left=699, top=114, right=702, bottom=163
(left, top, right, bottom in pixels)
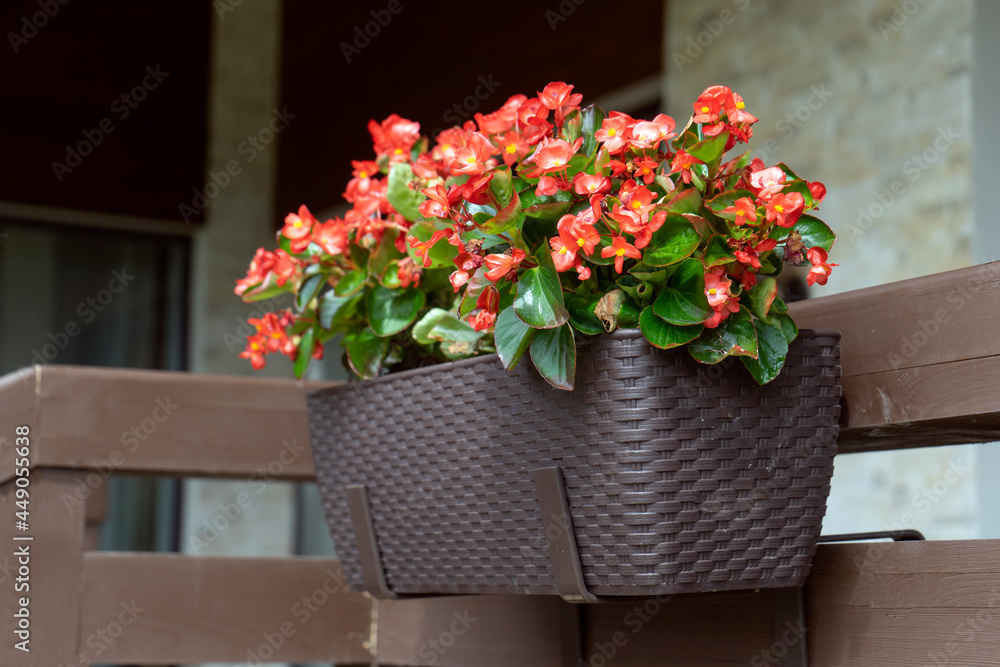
left=334, top=270, right=367, bottom=297
left=748, top=276, right=778, bottom=321
left=770, top=312, right=799, bottom=343
left=741, top=318, right=790, bottom=384
left=427, top=313, right=484, bottom=343
left=481, top=189, right=523, bottom=235
left=758, top=251, right=783, bottom=276
left=686, top=130, right=730, bottom=163
left=688, top=307, right=759, bottom=364
left=786, top=214, right=836, bottom=252
left=651, top=258, right=713, bottom=325
left=629, top=268, right=670, bottom=287
left=519, top=188, right=575, bottom=220
left=489, top=166, right=514, bottom=208
left=495, top=306, right=535, bottom=370
left=642, top=214, right=700, bottom=267
left=366, top=285, right=426, bottom=337
left=412, top=308, right=450, bottom=345
left=406, top=221, right=459, bottom=268
left=368, top=229, right=402, bottom=279
left=386, top=163, right=424, bottom=221
left=318, top=292, right=360, bottom=330
left=344, top=327, right=389, bottom=380
left=639, top=307, right=704, bottom=349
left=580, top=104, right=606, bottom=157
left=566, top=294, right=605, bottom=336
left=293, top=327, right=315, bottom=379
left=295, top=273, right=324, bottom=312
left=513, top=248, right=569, bottom=329
left=657, top=188, right=702, bottom=215
left=703, top=234, right=736, bottom=267
left=617, top=300, right=642, bottom=328
left=529, top=323, right=576, bottom=390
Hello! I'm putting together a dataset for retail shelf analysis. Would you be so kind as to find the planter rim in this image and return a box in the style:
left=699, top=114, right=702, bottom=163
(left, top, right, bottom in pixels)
left=310, top=327, right=843, bottom=395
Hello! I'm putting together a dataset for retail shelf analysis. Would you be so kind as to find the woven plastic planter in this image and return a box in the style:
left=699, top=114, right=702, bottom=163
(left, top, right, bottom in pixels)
left=308, top=329, right=841, bottom=598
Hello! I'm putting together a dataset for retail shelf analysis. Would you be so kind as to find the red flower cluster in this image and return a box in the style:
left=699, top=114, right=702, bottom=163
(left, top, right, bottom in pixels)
left=236, top=81, right=836, bottom=385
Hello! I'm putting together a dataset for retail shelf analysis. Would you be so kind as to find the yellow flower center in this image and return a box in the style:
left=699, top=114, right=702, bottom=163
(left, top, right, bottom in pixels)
left=577, top=238, right=586, bottom=247
left=559, top=247, right=568, bottom=254
left=293, top=220, right=302, bottom=228
left=708, top=288, right=717, bottom=295
left=616, top=248, right=626, bottom=257
left=737, top=100, right=745, bottom=109
left=359, top=171, right=368, bottom=178
left=775, top=205, right=784, bottom=213
left=632, top=201, right=641, bottom=209
left=701, top=105, right=710, bottom=113
left=394, top=148, right=403, bottom=155
left=442, top=144, right=451, bottom=150
left=506, top=144, right=517, bottom=154
left=466, top=156, right=477, bottom=164
left=608, top=128, right=617, bottom=137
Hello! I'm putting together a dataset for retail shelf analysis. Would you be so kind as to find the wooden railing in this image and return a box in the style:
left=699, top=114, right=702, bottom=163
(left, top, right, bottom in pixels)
left=1, top=261, right=999, bottom=666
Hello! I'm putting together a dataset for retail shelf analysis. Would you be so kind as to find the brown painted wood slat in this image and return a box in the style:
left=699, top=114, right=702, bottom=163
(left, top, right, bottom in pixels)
left=0, top=364, right=335, bottom=483
left=790, top=260, right=1000, bottom=451
left=78, top=553, right=372, bottom=665
left=375, top=595, right=574, bottom=667
left=0, top=471, right=86, bottom=667
left=807, top=540, right=1000, bottom=666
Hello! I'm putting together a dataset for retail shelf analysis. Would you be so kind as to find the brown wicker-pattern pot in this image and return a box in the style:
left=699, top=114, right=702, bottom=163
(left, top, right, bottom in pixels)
left=308, top=329, right=841, bottom=597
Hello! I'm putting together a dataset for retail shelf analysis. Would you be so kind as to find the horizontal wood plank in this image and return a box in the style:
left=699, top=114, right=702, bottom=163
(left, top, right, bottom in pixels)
left=78, top=553, right=372, bottom=665
left=376, top=595, right=573, bottom=666
left=807, top=540, right=1000, bottom=665
left=0, top=365, right=335, bottom=483
left=790, top=261, right=1000, bottom=378
left=790, top=261, right=1000, bottom=451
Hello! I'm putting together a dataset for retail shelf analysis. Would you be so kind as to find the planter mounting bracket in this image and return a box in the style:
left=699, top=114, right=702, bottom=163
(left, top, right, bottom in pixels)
left=532, top=466, right=603, bottom=603
left=345, top=484, right=398, bottom=599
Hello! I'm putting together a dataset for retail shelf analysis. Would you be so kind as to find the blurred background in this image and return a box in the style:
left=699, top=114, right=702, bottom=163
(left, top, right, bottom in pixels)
left=1, top=0, right=997, bottom=665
